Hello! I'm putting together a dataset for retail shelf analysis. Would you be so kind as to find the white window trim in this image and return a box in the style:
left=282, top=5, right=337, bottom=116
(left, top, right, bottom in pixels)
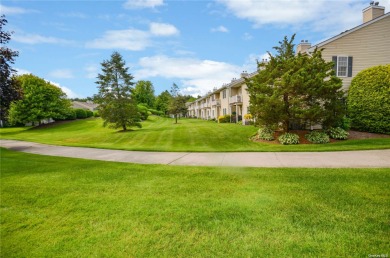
left=337, top=56, right=348, bottom=78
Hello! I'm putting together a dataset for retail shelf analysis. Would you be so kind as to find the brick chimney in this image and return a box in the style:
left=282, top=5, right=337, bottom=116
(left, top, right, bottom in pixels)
left=363, top=2, right=385, bottom=23
left=296, top=40, right=311, bottom=54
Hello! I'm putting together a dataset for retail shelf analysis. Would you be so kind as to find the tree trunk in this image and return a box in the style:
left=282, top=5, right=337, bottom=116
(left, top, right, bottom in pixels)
left=283, top=93, right=290, bottom=132
left=175, top=114, right=178, bottom=124
left=122, top=124, right=127, bottom=131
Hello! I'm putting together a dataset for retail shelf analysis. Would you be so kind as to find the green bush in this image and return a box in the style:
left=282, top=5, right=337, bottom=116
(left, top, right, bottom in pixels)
left=148, top=108, right=164, bottom=116
left=93, top=111, right=100, bottom=117
left=218, top=115, right=231, bottom=123
left=305, top=131, right=330, bottom=144
left=335, top=116, right=351, bottom=131
left=278, top=133, right=299, bottom=145
left=258, top=127, right=274, bottom=141
left=74, top=108, right=87, bottom=119
left=327, top=127, right=349, bottom=140
left=347, top=64, right=390, bottom=134
left=86, top=110, right=94, bottom=118
left=137, top=104, right=150, bottom=120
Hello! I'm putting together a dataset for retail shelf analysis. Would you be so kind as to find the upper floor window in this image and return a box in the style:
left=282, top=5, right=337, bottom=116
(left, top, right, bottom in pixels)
left=332, top=56, right=353, bottom=77
left=222, top=90, right=226, bottom=99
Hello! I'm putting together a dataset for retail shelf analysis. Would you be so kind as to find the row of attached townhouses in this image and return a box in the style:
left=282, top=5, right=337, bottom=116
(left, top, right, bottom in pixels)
left=186, top=3, right=390, bottom=124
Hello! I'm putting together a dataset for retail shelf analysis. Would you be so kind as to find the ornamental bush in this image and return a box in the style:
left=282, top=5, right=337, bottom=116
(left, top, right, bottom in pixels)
left=305, top=131, right=330, bottom=144
left=278, top=133, right=299, bottom=145
left=75, top=108, right=87, bottom=119
left=258, top=127, right=274, bottom=141
left=327, top=127, right=349, bottom=140
left=347, top=64, right=390, bottom=134
left=218, top=115, right=231, bottom=123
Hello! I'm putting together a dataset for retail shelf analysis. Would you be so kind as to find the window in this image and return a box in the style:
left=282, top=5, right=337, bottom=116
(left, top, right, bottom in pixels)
left=222, top=90, right=226, bottom=99
left=337, top=56, right=348, bottom=77
left=332, top=56, right=353, bottom=77
left=223, top=108, right=226, bottom=115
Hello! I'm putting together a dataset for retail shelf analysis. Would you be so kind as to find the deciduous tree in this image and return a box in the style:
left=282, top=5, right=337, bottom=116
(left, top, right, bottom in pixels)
left=94, top=52, right=140, bottom=131
left=134, top=80, right=155, bottom=108
left=0, top=15, right=22, bottom=126
left=155, top=90, right=172, bottom=115
left=8, top=74, right=71, bottom=125
left=168, top=83, right=188, bottom=124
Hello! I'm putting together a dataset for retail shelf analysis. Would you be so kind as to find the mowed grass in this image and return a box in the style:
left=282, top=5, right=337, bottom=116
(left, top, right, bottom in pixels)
left=1, top=148, right=389, bottom=257
left=1, top=116, right=389, bottom=152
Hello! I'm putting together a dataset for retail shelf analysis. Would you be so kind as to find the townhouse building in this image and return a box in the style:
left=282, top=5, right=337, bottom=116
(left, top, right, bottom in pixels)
left=186, top=3, right=389, bottom=124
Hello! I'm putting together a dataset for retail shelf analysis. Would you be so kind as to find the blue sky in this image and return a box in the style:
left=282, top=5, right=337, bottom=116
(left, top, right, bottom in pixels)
left=2, top=0, right=389, bottom=98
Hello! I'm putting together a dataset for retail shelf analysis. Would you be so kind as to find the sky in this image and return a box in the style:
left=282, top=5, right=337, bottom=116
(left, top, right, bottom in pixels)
left=2, top=0, right=390, bottom=98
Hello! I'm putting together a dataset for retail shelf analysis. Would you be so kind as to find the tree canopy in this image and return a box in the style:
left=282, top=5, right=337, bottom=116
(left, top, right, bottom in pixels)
left=94, top=51, right=141, bottom=131
left=168, top=83, right=188, bottom=124
left=0, top=15, right=22, bottom=126
left=246, top=34, right=345, bottom=132
left=133, top=80, right=155, bottom=108
left=8, top=74, right=71, bottom=125
left=155, top=90, right=172, bottom=115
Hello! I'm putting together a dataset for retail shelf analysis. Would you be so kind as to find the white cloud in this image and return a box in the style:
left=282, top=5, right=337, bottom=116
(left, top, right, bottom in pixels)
left=242, top=32, right=253, bottom=40
left=123, top=0, right=164, bottom=9
left=84, top=64, right=98, bottom=79
left=13, top=32, right=73, bottom=45
left=47, top=81, right=79, bottom=99
left=134, top=55, right=243, bottom=96
left=85, top=29, right=150, bottom=51
left=0, top=4, right=36, bottom=15
left=211, top=25, right=229, bottom=33
left=150, top=22, right=179, bottom=36
left=216, top=0, right=390, bottom=36
left=15, top=68, right=32, bottom=75
left=48, top=69, right=74, bottom=79
left=86, top=22, right=179, bottom=51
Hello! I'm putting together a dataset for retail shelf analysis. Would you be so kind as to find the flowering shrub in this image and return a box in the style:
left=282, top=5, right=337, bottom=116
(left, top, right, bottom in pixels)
left=278, top=133, right=300, bottom=145
left=328, top=127, right=349, bottom=140
left=244, top=114, right=252, bottom=120
left=218, top=115, right=231, bottom=123
left=305, top=131, right=330, bottom=144
left=258, top=127, right=274, bottom=141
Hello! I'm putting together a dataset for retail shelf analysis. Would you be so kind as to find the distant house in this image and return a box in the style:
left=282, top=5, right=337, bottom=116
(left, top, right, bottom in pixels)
left=297, top=2, right=390, bottom=90
left=72, top=101, right=98, bottom=111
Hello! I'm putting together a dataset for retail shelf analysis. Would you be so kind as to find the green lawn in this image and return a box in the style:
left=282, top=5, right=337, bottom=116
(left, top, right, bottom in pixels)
left=1, top=148, right=389, bottom=257
left=1, top=116, right=389, bottom=152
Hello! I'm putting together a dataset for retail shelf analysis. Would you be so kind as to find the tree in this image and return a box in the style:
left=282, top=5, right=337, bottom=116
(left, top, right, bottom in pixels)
left=155, top=90, right=172, bottom=115
left=168, top=83, right=188, bottom=124
left=246, top=34, right=344, bottom=132
left=0, top=15, right=22, bottom=127
left=8, top=74, right=71, bottom=125
left=94, top=52, right=141, bottom=131
left=347, top=64, right=390, bottom=134
left=134, top=80, right=155, bottom=108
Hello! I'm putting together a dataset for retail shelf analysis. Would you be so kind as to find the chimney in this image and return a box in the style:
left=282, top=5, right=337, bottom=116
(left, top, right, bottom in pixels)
left=363, top=2, right=385, bottom=23
left=296, top=40, right=311, bottom=54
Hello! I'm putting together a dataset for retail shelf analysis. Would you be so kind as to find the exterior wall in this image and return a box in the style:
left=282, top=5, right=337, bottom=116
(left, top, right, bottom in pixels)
left=363, top=6, right=385, bottom=23
left=319, top=15, right=390, bottom=91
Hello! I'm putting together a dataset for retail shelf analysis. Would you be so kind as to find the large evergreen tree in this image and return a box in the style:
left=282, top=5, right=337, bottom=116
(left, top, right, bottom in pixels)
left=246, top=34, right=344, bottom=132
left=133, top=80, right=155, bottom=108
left=94, top=52, right=140, bottom=131
left=0, top=15, right=22, bottom=126
left=8, top=74, right=71, bottom=125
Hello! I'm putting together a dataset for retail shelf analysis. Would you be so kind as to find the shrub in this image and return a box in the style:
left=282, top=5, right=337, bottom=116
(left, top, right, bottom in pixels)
left=305, top=131, right=330, bottom=144
left=74, top=108, right=87, bottom=119
left=347, top=64, right=390, bottom=134
left=327, top=127, right=349, bottom=140
left=86, top=110, right=94, bottom=118
left=93, top=111, right=100, bottom=117
left=258, top=127, right=274, bottom=141
left=218, top=115, right=231, bottom=123
left=278, top=133, right=299, bottom=145
left=244, top=114, right=252, bottom=120
left=64, top=109, right=77, bottom=120
left=148, top=108, right=164, bottom=116
left=335, top=116, right=351, bottom=131
left=137, top=104, right=149, bottom=120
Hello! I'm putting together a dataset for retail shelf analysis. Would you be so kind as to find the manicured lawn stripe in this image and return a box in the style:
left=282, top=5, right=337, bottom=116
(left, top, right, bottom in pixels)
left=1, top=148, right=389, bottom=257
left=1, top=116, right=389, bottom=152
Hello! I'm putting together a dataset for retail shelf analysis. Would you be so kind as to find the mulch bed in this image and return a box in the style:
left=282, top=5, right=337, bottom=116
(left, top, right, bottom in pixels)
left=253, top=129, right=390, bottom=144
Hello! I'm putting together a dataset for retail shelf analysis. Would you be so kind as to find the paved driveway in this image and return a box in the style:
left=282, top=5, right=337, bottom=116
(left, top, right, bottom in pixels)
left=1, top=139, right=389, bottom=168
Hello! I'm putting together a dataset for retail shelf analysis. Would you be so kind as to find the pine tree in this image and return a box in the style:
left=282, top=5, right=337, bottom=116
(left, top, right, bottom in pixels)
left=94, top=52, right=141, bottom=131
left=246, top=34, right=344, bottom=132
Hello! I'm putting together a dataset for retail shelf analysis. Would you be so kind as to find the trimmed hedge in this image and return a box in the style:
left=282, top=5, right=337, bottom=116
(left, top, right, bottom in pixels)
left=218, top=115, right=231, bottom=123
left=74, top=108, right=88, bottom=119
left=347, top=64, right=390, bottom=134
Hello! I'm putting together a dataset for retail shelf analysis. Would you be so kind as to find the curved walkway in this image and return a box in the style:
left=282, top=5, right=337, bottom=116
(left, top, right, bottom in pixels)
left=1, top=139, right=390, bottom=168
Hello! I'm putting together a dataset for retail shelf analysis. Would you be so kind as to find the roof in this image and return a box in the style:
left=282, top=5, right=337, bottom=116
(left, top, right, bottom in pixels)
left=72, top=101, right=98, bottom=111
left=308, top=11, right=390, bottom=51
